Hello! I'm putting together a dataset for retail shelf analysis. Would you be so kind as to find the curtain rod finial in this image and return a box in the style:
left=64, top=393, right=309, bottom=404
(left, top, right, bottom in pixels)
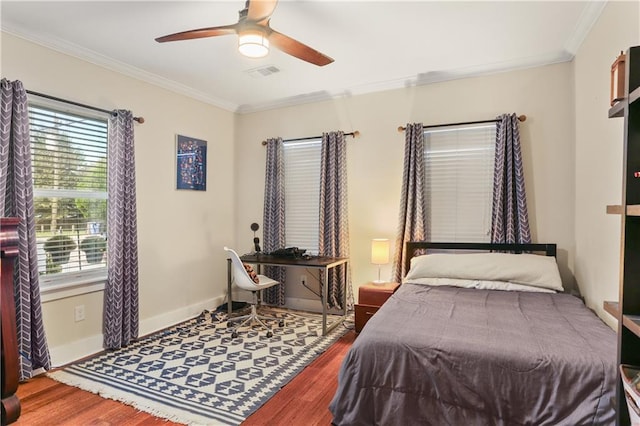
left=352, top=130, right=360, bottom=138
left=397, top=126, right=405, bottom=133
left=518, top=114, right=526, bottom=122
left=262, top=140, right=267, bottom=146
left=134, top=117, right=145, bottom=124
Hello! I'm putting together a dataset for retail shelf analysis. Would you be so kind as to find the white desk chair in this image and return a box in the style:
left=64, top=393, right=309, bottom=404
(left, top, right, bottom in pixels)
left=224, top=246, right=284, bottom=338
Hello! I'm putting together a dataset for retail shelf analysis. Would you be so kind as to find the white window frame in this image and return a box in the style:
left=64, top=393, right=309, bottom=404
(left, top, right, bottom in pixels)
left=282, top=139, right=322, bottom=255
left=423, top=123, right=496, bottom=243
left=28, top=98, right=109, bottom=301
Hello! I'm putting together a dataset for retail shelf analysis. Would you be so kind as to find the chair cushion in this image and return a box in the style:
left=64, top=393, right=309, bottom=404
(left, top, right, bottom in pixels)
left=243, top=263, right=259, bottom=283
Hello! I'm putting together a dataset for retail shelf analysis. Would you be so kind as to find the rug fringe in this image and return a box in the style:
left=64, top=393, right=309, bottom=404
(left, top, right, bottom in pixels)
left=49, top=370, right=222, bottom=425
left=48, top=310, right=351, bottom=426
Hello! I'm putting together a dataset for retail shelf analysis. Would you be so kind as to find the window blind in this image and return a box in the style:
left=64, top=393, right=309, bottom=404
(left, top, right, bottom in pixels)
left=283, top=139, right=321, bottom=254
left=424, top=123, right=495, bottom=243
left=29, top=102, right=108, bottom=280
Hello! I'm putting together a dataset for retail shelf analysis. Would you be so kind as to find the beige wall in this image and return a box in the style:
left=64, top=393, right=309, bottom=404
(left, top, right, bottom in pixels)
left=573, top=0, right=640, bottom=329
left=1, top=33, right=236, bottom=364
left=3, top=0, right=637, bottom=364
left=236, top=63, right=578, bottom=304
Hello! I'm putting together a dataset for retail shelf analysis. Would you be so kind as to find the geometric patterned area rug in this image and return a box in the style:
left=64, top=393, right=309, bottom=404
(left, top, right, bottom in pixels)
left=49, top=308, right=348, bottom=425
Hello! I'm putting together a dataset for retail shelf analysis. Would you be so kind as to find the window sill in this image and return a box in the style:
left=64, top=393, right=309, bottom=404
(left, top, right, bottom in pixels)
left=40, top=270, right=107, bottom=302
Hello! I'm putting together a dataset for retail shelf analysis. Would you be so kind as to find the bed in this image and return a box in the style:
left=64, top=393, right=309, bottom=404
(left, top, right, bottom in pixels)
left=329, top=242, right=616, bottom=426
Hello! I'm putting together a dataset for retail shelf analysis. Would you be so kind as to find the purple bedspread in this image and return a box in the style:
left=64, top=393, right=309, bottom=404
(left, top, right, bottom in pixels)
left=330, top=284, right=616, bottom=425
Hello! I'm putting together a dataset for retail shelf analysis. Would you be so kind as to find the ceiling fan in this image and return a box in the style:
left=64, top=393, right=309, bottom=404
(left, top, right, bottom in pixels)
left=155, top=0, right=334, bottom=67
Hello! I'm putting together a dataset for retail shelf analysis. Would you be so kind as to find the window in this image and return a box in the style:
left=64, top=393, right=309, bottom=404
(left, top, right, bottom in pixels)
left=283, top=139, right=321, bottom=254
left=424, top=123, right=495, bottom=242
left=29, top=101, right=108, bottom=290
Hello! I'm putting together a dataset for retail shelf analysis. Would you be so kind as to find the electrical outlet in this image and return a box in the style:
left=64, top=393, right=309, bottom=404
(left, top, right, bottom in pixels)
left=74, top=305, right=85, bottom=322
left=300, top=274, right=307, bottom=286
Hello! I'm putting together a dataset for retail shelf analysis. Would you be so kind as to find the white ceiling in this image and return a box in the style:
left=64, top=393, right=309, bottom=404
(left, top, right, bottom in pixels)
left=1, top=1, right=606, bottom=114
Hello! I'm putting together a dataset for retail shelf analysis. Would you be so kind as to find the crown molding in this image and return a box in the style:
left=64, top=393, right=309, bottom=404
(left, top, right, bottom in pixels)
left=237, top=1, right=608, bottom=114
left=2, top=25, right=239, bottom=112
left=3, top=1, right=605, bottom=116
left=236, top=50, right=573, bottom=114
left=563, top=1, right=607, bottom=55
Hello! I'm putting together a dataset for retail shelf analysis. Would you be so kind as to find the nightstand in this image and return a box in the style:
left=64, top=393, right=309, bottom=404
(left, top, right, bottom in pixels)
left=354, top=282, right=400, bottom=332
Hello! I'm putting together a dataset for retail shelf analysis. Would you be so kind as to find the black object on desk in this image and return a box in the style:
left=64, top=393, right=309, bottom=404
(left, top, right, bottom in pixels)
left=226, top=253, right=349, bottom=336
left=269, top=247, right=306, bottom=258
left=250, top=223, right=261, bottom=253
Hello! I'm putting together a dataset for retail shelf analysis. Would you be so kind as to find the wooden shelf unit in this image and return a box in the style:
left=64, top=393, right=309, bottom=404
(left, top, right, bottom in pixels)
left=604, top=300, right=620, bottom=318
left=630, top=86, right=640, bottom=105
left=609, top=87, right=640, bottom=118
left=623, top=315, right=640, bottom=339
left=610, top=101, right=625, bottom=118
left=609, top=300, right=640, bottom=340
left=606, top=204, right=640, bottom=216
left=607, top=45, right=640, bottom=426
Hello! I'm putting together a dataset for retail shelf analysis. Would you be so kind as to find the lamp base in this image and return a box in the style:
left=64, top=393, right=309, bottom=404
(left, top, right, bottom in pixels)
left=372, top=280, right=387, bottom=285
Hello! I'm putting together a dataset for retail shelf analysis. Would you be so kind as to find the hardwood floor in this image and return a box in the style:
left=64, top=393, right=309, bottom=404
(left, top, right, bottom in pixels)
left=13, top=329, right=356, bottom=426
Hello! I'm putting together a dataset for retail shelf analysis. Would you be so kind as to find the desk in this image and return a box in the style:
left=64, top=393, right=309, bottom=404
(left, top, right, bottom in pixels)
left=227, top=254, right=348, bottom=335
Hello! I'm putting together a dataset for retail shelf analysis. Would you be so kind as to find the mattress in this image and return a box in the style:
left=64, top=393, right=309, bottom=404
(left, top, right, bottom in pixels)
left=329, top=283, right=616, bottom=425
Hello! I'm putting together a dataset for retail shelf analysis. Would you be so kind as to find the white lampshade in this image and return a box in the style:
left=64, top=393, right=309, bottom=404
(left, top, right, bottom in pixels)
left=238, top=30, right=269, bottom=58
left=371, top=239, right=390, bottom=265
left=371, top=239, right=390, bottom=284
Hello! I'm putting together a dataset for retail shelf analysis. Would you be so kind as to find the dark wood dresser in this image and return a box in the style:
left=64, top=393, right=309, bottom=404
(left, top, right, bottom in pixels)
left=354, top=282, right=400, bottom=332
left=1, top=217, right=21, bottom=424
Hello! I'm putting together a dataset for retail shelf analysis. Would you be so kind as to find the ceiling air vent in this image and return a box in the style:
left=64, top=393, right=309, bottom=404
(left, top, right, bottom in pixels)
left=246, top=65, right=281, bottom=78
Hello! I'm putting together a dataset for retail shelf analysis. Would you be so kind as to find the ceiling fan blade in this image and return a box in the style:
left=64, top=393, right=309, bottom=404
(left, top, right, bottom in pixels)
left=268, top=30, right=334, bottom=66
left=246, top=0, right=278, bottom=22
left=156, top=24, right=238, bottom=43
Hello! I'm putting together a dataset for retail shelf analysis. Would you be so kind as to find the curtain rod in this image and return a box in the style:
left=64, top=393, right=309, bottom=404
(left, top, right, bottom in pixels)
left=397, top=115, right=526, bottom=133
left=26, top=90, right=145, bottom=124
left=261, top=130, right=360, bottom=145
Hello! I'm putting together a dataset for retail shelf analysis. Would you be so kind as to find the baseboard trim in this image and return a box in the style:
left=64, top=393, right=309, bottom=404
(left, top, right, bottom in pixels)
left=49, top=333, right=104, bottom=368
left=48, top=296, right=224, bottom=367
left=285, top=297, right=323, bottom=313
left=138, top=296, right=224, bottom=336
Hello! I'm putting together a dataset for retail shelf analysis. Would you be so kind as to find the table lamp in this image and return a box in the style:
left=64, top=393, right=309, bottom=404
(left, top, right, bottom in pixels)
left=371, top=238, right=390, bottom=284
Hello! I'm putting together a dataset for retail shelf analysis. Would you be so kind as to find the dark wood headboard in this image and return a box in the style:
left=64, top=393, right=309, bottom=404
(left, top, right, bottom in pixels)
left=404, top=242, right=557, bottom=277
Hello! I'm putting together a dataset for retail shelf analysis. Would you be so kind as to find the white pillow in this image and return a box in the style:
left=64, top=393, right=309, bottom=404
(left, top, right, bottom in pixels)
left=404, top=252, right=564, bottom=292
left=404, top=277, right=557, bottom=293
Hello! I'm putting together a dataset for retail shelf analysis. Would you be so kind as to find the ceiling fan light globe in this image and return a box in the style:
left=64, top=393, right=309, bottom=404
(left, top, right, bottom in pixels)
left=238, top=32, right=269, bottom=58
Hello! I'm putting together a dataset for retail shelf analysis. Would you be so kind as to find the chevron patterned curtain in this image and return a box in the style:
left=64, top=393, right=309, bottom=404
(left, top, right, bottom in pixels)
left=392, top=123, right=427, bottom=283
left=104, top=110, right=139, bottom=349
left=0, top=79, right=51, bottom=380
left=262, top=137, right=286, bottom=305
left=491, top=113, right=531, bottom=244
left=318, top=131, right=353, bottom=310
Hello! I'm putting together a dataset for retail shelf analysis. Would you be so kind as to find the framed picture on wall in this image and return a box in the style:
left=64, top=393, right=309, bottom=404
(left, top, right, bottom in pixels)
left=176, top=134, right=207, bottom=191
